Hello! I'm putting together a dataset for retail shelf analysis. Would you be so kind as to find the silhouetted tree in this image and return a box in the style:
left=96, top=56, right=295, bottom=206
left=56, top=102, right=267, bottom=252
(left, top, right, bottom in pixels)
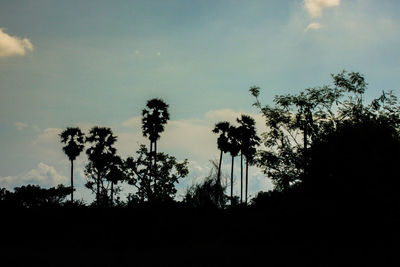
left=60, top=127, right=85, bottom=201
left=212, top=121, right=231, bottom=188
left=1, top=185, right=72, bottom=208
left=250, top=71, right=400, bottom=192
left=85, top=126, right=117, bottom=205
left=227, top=125, right=240, bottom=205
left=142, top=98, right=170, bottom=199
left=125, top=145, right=188, bottom=203
left=304, top=114, right=400, bottom=215
left=236, top=115, right=260, bottom=204
left=106, top=155, right=125, bottom=206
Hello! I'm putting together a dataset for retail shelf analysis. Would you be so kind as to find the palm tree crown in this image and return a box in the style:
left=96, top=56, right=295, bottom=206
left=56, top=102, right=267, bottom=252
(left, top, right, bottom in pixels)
left=213, top=121, right=231, bottom=153
left=142, top=98, right=170, bottom=142
left=236, top=115, right=260, bottom=161
left=60, top=127, right=85, bottom=161
left=86, top=127, right=117, bottom=166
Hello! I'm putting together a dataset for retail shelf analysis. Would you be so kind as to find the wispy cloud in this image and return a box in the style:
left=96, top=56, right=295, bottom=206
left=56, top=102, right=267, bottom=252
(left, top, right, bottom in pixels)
left=0, top=28, right=34, bottom=58
left=14, top=122, right=28, bottom=131
left=304, top=0, right=340, bottom=17
left=305, top=22, right=323, bottom=31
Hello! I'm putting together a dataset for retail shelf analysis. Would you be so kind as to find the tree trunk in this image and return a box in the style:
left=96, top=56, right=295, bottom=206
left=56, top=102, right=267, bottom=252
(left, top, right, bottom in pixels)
left=217, top=150, right=223, bottom=186
left=110, top=182, right=114, bottom=206
left=97, top=171, right=100, bottom=205
left=148, top=141, right=153, bottom=201
left=231, top=156, right=234, bottom=205
left=154, top=141, right=157, bottom=198
left=70, top=159, right=74, bottom=202
left=245, top=158, right=249, bottom=205
left=240, top=153, right=243, bottom=204
left=303, top=121, right=308, bottom=175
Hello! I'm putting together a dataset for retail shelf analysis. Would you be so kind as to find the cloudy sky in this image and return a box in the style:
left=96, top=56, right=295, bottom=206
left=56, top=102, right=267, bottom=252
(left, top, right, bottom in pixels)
left=1, top=0, right=400, bottom=202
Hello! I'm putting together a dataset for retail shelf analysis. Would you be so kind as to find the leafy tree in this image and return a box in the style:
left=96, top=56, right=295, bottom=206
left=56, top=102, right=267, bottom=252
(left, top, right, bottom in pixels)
left=141, top=98, right=170, bottom=196
left=1, top=185, right=72, bottom=208
left=250, top=71, right=400, bottom=191
left=85, top=126, right=117, bottom=205
left=59, top=127, right=85, bottom=201
left=125, top=145, right=188, bottom=202
left=236, top=115, right=260, bottom=204
left=212, top=121, right=231, bottom=188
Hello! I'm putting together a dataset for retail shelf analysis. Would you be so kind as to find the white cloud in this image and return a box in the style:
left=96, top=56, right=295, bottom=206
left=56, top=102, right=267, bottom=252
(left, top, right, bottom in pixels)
left=0, top=28, right=34, bottom=58
left=14, top=122, right=28, bottom=131
left=122, top=116, right=141, bottom=127
left=157, top=51, right=161, bottom=56
left=305, top=22, right=323, bottom=31
left=33, top=128, right=62, bottom=145
left=0, top=162, right=68, bottom=189
left=304, top=0, right=340, bottom=17
left=135, top=49, right=140, bottom=55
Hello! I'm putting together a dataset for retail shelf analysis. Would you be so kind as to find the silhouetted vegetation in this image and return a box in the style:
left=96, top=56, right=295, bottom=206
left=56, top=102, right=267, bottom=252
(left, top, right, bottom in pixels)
left=0, top=184, right=72, bottom=208
left=2, top=73, right=400, bottom=266
left=184, top=161, right=228, bottom=209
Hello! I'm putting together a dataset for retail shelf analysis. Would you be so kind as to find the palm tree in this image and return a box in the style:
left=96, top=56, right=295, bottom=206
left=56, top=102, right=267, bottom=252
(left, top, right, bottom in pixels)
left=141, top=98, right=170, bottom=199
left=227, top=125, right=240, bottom=205
left=60, top=127, right=85, bottom=202
left=106, top=155, right=124, bottom=206
left=212, top=121, right=231, bottom=187
left=237, top=115, right=260, bottom=204
left=86, top=126, right=117, bottom=204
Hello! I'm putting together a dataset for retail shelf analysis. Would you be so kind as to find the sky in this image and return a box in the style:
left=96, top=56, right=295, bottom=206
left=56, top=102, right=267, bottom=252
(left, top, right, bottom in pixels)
left=1, top=0, right=400, bottom=202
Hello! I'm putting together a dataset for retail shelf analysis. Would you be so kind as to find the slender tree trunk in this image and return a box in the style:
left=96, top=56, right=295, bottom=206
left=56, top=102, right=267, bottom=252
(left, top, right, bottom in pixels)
left=111, top=182, right=114, bottom=206
left=217, top=150, right=223, bottom=186
left=97, top=171, right=100, bottom=205
left=245, top=158, right=249, bottom=205
left=240, top=153, right=243, bottom=204
left=231, top=156, right=234, bottom=205
left=148, top=141, right=153, bottom=201
left=154, top=141, right=157, bottom=199
left=303, top=121, right=308, bottom=175
left=70, top=159, right=74, bottom=202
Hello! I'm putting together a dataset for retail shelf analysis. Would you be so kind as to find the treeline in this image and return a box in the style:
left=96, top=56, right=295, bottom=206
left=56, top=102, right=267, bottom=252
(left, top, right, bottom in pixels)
left=2, top=71, right=400, bottom=213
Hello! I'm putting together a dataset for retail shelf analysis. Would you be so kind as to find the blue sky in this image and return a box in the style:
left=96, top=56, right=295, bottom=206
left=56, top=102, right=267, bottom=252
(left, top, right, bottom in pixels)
left=1, top=0, right=400, bottom=201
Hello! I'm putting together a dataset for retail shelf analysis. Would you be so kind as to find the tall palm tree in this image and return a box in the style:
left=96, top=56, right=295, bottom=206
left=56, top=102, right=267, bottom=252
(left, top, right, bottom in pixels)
left=60, top=127, right=85, bottom=202
left=227, top=125, right=240, bottom=205
left=237, top=115, right=260, bottom=204
left=106, top=155, right=124, bottom=206
left=86, top=126, right=117, bottom=204
left=142, top=98, right=170, bottom=199
left=212, top=121, right=231, bottom=187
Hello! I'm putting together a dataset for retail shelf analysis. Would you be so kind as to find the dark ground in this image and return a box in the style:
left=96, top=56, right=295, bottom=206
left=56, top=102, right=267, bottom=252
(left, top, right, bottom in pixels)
left=1, top=205, right=399, bottom=266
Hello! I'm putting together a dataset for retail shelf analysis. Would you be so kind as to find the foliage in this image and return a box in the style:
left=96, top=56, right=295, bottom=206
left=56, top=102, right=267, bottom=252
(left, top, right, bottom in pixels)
left=0, top=185, right=72, bottom=208
left=184, top=161, right=228, bottom=209
left=304, top=116, right=400, bottom=210
left=142, top=98, right=170, bottom=143
left=85, top=126, right=118, bottom=204
left=212, top=121, right=231, bottom=154
left=59, top=127, right=85, bottom=161
left=251, top=71, right=400, bottom=191
left=236, top=115, right=260, bottom=164
left=125, top=145, right=189, bottom=202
